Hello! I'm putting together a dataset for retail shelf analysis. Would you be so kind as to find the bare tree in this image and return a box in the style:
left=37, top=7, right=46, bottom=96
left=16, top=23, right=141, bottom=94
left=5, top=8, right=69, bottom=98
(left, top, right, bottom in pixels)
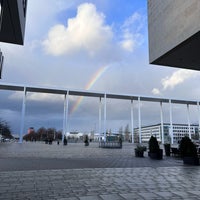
left=0, top=119, right=12, bottom=138
left=124, top=124, right=130, bottom=141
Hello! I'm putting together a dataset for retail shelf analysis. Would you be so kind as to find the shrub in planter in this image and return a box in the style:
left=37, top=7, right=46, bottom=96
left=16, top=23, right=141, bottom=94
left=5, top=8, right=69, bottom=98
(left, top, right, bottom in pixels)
left=179, top=136, right=199, bottom=165
left=135, top=145, right=146, bottom=157
left=63, top=136, right=67, bottom=145
left=148, top=136, right=163, bottom=160
left=149, top=136, right=159, bottom=153
left=164, top=143, right=171, bottom=156
left=179, top=136, right=193, bottom=158
left=84, top=134, right=89, bottom=146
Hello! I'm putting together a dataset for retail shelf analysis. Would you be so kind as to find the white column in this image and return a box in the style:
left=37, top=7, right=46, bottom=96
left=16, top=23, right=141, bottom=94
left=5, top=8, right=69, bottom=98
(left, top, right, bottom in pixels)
left=99, top=97, right=102, bottom=141
left=169, top=99, right=173, bottom=144
left=138, top=97, right=142, bottom=144
left=62, top=94, right=66, bottom=142
left=66, top=91, right=69, bottom=138
left=160, top=101, right=164, bottom=144
left=187, top=104, right=191, bottom=139
left=197, top=102, right=200, bottom=139
left=62, top=91, right=69, bottom=142
left=19, top=87, right=27, bottom=143
left=131, top=99, right=134, bottom=144
left=104, top=93, right=107, bottom=141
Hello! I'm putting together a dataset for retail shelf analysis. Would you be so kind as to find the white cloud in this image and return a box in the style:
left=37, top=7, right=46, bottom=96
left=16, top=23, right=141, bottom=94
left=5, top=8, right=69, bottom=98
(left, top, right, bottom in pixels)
left=120, top=32, right=143, bottom=52
left=26, top=0, right=78, bottom=38
left=8, top=91, right=23, bottom=100
left=43, top=3, right=113, bottom=56
left=9, top=92, right=63, bottom=102
left=161, top=69, right=198, bottom=90
left=152, top=88, right=161, bottom=95
left=27, top=93, right=64, bottom=102
left=120, top=12, right=145, bottom=52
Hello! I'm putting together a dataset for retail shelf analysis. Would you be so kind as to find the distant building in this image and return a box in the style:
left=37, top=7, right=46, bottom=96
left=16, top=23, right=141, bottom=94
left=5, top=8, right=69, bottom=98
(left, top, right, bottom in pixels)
left=28, top=127, right=35, bottom=134
left=148, top=0, right=200, bottom=70
left=93, top=133, right=105, bottom=141
left=12, top=134, right=19, bottom=140
left=65, top=132, right=84, bottom=141
left=134, top=123, right=199, bottom=144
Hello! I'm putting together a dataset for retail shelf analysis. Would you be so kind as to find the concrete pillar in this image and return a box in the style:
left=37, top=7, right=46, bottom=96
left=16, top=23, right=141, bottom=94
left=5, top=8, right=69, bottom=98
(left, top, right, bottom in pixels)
left=131, top=99, right=134, bottom=144
left=62, top=91, right=69, bottom=142
left=104, top=93, right=107, bottom=141
left=169, top=99, right=173, bottom=144
left=197, top=102, right=200, bottom=139
left=138, top=97, right=142, bottom=144
left=62, top=94, right=66, bottom=142
left=66, top=91, right=69, bottom=138
left=160, top=102, right=164, bottom=144
left=99, top=97, right=102, bottom=141
left=187, top=104, right=191, bottom=139
left=19, top=87, right=27, bottom=143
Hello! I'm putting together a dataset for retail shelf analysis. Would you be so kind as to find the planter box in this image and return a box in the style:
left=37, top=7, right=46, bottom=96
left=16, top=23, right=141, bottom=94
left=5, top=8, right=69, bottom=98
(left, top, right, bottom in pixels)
left=183, top=157, right=199, bottom=165
left=85, top=142, right=89, bottom=146
left=135, top=149, right=144, bottom=157
left=149, top=149, right=163, bottom=160
left=164, top=144, right=171, bottom=156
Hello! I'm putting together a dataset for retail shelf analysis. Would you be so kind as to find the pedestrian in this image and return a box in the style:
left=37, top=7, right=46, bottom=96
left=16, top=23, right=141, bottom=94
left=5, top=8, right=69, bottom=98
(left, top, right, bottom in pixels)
left=63, top=136, right=67, bottom=145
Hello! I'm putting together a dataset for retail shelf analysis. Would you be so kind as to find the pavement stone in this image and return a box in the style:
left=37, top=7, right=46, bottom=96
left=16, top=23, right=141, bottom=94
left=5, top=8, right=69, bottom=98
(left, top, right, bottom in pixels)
left=79, top=195, right=102, bottom=200
left=0, top=142, right=200, bottom=199
left=119, top=193, right=142, bottom=200
left=100, top=194, right=125, bottom=200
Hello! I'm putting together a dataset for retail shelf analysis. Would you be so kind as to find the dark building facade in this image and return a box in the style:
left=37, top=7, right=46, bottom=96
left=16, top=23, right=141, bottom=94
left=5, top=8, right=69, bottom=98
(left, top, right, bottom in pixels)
left=148, top=0, right=200, bottom=70
left=0, top=0, right=28, bottom=45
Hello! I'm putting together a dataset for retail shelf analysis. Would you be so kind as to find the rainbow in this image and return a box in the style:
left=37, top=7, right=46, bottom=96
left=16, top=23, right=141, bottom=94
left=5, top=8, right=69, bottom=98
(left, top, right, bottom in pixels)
left=70, top=65, right=110, bottom=115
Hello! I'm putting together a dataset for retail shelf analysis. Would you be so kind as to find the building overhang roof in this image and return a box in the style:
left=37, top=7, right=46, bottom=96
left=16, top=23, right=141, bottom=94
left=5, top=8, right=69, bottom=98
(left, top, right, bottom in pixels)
left=0, top=0, right=27, bottom=45
left=0, top=82, right=198, bottom=105
left=150, top=32, right=200, bottom=70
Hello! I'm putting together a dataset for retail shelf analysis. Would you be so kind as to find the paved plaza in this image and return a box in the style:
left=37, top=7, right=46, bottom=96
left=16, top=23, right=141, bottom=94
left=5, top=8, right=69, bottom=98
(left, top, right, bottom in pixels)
left=0, top=142, right=200, bottom=199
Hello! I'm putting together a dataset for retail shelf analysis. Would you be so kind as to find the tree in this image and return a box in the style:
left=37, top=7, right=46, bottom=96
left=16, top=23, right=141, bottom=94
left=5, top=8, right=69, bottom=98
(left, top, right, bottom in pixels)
left=56, top=130, right=62, bottom=140
left=23, top=127, right=58, bottom=141
left=0, top=119, right=12, bottom=139
left=23, top=128, right=37, bottom=141
left=37, top=127, right=47, bottom=140
left=124, top=124, right=130, bottom=141
left=90, top=130, right=94, bottom=141
left=47, top=128, right=56, bottom=140
left=149, top=136, right=159, bottom=153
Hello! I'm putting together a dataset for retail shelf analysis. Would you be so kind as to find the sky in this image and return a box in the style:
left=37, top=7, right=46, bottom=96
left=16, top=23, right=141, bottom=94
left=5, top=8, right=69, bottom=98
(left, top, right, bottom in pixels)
left=1, top=0, right=200, bottom=135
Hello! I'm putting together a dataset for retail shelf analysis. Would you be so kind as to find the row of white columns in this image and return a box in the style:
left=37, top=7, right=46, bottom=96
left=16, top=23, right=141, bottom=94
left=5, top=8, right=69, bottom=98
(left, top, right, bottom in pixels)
left=18, top=88, right=200, bottom=144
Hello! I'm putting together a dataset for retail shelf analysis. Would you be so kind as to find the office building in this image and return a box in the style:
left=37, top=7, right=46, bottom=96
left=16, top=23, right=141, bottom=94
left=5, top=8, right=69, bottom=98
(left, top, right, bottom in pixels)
left=134, top=123, right=199, bottom=144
